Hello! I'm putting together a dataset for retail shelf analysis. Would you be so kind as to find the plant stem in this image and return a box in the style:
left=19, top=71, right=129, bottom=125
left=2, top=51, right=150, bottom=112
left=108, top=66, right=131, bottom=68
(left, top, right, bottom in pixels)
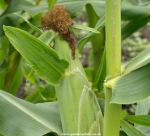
left=4, top=51, right=21, bottom=91
left=104, top=0, right=121, bottom=136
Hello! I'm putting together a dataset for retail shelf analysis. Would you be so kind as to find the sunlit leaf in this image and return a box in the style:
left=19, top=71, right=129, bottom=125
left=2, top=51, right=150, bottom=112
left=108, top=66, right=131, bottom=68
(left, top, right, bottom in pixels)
left=136, top=97, right=150, bottom=115
left=111, top=45, right=150, bottom=104
left=77, top=16, right=105, bottom=52
left=0, top=90, right=62, bottom=136
left=122, top=15, right=150, bottom=39
left=121, top=120, right=145, bottom=136
left=124, top=45, right=150, bottom=74
left=135, top=97, right=150, bottom=136
left=72, top=24, right=100, bottom=34
left=4, top=26, right=68, bottom=85
left=126, top=115, right=150, bottom=127
left=111, top=63, right=150, bottom=104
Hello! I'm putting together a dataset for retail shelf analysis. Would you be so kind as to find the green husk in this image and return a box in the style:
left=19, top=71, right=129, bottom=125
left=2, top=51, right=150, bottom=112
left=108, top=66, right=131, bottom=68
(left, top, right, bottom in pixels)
left=55, top=37, right=103, bottom=135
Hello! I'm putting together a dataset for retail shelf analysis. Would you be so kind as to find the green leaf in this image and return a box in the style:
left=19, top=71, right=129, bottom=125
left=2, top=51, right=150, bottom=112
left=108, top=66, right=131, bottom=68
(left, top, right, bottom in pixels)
left=111, top=63, right=150, bottom=104
left=0, top=90, right=62, bottom=136
left=57, top=0, right=150, bottom=20
left=0, top=36, right=9, bottom=64
left=4, top=26, right=68, bottom=85
left=85, top=3, right=105, bottom=91
left=57, top=0, right=105, bottom=17
left=77, top=16, right=105, bottom=52
left=86, top=3, right=99, bottom=28
left=39, top=31, right=57, bottom=46
left=93, top=50, right=106, bottom=90
left=121, top=1, right=150, bottom=20
left=122, top=15, right=150, bottom=40
left=3, top=0, right=42, bottom=16
left=47, top=0, right=56, bottom=10
left=136, top=126, right=150, bottom=136
left=84, top=67, right=94, bottom=82
left=111, top=45, right=150, bottom=104
left=14, top=12, right=42, bottom=33
left=26, top=85, right=56, bottom=103
left=6, top=62, right=23, bottom=95
left=56, top=0, right=150, bottom=20
left=0, top=0, right=7, bottom=15
left=121, top=120, right=146, bottom=136
left=120, top=131, right=128, bottom=136
left=72, top=24, right=100, bottom=34
left=3, top=51, right=21, bottom=92
left=0, top=62, right=7, bottom=89
left=85, top=3, right=105, bottom=55
left=136, top=97, right=150, bottom=115
left=126, top=115, right=150, bottom=127
left=76, top=1, right=150, bottom=52
left=135, top=97, right=150, bottom=136
left=124, top=45, right=150, bottom=74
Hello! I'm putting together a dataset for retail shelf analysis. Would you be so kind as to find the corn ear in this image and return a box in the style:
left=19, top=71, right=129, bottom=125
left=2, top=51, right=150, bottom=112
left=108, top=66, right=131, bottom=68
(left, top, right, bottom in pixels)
left=55, top=37, right=103, bottom=135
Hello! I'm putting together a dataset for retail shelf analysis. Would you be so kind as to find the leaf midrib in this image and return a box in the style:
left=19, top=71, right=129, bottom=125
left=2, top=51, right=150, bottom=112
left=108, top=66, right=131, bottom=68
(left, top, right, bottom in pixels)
left=0, top=92, right=60, bottom=133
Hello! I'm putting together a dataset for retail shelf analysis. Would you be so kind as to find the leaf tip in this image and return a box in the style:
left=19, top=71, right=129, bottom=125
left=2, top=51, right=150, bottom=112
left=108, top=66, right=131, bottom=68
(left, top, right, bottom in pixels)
left=3, top=25, right=7, bottom=31
left=3, top=25, right=13, bottom=36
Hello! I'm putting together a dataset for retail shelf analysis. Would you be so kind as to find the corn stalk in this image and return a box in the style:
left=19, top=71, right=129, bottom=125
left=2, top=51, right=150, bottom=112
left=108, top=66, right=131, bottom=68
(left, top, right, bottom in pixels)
left=104, top=0, right=122, bottom=136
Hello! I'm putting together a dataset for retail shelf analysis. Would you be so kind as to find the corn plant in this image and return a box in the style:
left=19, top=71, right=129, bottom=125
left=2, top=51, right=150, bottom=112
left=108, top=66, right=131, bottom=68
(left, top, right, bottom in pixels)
left=0, top=0, right=150, bottom=136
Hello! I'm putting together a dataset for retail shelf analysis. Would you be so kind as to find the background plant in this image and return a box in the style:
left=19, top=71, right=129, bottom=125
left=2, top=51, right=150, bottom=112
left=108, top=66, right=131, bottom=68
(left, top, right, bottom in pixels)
left=0, top=0, right=150, bottom=136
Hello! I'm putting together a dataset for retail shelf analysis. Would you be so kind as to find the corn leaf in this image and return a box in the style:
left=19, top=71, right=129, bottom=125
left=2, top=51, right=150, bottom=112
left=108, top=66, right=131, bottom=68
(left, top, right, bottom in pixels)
left=136, top=97, right=150, bottom=115
left=125, top=115, right=150, bottom=127
left=124, top=45, right=150, bottom=74
left=135, top=97, right=150, bottom=136
left=2, top=0, right=150, bottom=21
left=136, top=126, right=150, bottom=136
left=111, top=63, right=150, bottom=104
left=0, top=90, right=62, bottom=136
left=39, top=31, right=57, bottom=46
left=4, top=26, right=68, bottom=85
left=121, top=120, right=146, bottom=136
left=6, top=62, right=23, bottom=95
left=77, top=16, right=105, bottom=52
left=121, top=0, right=150, bottom=20
left=122, top=15, right=150, bottom=40
left=93, top=50, right=106, bottom=90
left=57, top=0, right=150, bottom=20
left=72, top=24, right=100, bottom=34
left=14, top=12, right=42, bottom=33
left=85, top=3, right=106, bottom=91
left=111, top=45, right=150, bottom=104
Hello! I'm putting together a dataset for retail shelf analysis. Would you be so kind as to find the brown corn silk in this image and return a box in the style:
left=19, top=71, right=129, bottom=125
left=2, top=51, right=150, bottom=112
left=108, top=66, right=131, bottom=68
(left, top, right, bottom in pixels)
left=41, top=5, right=76, bottom=59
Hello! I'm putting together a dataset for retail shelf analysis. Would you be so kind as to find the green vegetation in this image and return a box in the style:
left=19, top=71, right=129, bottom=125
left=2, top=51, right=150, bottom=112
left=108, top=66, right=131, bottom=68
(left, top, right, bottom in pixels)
left=0, top=0, right=150, bottom=136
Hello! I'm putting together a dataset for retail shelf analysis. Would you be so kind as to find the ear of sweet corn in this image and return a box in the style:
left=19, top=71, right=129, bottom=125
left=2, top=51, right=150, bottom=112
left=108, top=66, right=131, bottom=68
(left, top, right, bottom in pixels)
left=55, top=37, right=103, bottom=135
left=78, top=87, right=103, bottom=134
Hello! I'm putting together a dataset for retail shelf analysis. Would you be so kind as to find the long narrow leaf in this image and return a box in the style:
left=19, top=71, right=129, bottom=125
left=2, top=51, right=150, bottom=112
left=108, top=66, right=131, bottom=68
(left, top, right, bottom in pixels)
left=72, top=24, right=100, bottom=34
left=122, top=15, right=150, bottom=40
left=121, top=120, right=146, bottom=136
left=124, top=45, right=150, bottom=74
left=111, top=44, right=150, bottom=104
left=4, top=26, right=68, bottom=85
left=136, top=97, right=150, bottom=136
left=126, top=115, right=150, bottom=127
left=111, top=63, right=150, bottom=104
left=0, top=90, right=62, bottom=136
left=77, top=16, right=105, bottom=52
left=136, top=97, right=150, bottom=115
